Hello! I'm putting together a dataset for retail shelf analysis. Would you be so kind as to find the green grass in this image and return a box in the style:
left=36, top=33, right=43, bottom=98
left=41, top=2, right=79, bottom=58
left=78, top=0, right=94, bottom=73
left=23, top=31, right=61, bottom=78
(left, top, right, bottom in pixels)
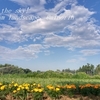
left=0, top=74, right=100, bottom=86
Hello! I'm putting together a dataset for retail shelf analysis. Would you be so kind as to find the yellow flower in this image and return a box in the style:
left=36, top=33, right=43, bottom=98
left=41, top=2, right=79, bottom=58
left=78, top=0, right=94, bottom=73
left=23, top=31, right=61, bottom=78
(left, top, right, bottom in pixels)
left=33, top=83, right=36, bottom=86
left=0, top=86, right=4, bottom=90
left=19, top=85, right=22, bottom=88
left=21, top=86, right=24, bottom=89
left=55, top=87, right=60, bottom=91
left=0, top=85, right=6, bottom=90
left=34, top=88, right=38, bottom=92
left=38, top=88, right=44, bottom=92
left=14, top=83, right=18, bottom=87
left=17, top=87, right=20, bottom=91
left=23, top=83, right=30, bottom=87
left=25, top=86, right=29, bottom=90
left=13, top=90, right=17, bottom=93
left=47, top=85, right=54, bottom=90
left=33, top=88, right=44, bottom=92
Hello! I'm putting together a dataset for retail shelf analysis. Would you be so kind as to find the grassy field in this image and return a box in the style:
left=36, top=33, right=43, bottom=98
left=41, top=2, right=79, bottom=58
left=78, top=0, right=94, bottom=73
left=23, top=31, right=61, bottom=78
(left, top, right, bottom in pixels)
left=0, top=74, right=100, bottom=100
left=0, top=74, right=100, bottom=85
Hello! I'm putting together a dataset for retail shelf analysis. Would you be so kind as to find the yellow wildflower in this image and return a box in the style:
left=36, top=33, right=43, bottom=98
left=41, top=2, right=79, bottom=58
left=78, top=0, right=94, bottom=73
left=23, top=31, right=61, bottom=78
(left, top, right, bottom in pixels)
left=25, top=86, right=29, bottom=90
left=34, top=88, right=38, bottom=92
left=14, top=83, right=18, bottom=87
left=0, top=85, right=5, bottom=90
left=13, top=90, right=17, bottom=93
left=17, top=87, right=20, bottom=91
left=55, top=87, right=60, bottom=91
left=38, top=88, right=44, bottom=92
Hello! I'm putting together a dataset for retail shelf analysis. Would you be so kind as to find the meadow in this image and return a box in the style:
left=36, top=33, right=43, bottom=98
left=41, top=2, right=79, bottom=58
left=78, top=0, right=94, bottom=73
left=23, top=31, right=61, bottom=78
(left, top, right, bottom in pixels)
left=0, top=74, right=100, bottom=100
left=1, top=76, right=100, bottom=85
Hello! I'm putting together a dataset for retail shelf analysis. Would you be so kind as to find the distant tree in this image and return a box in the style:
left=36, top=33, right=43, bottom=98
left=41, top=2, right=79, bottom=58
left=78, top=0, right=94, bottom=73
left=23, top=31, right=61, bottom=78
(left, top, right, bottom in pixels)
left=56, top=69, right=61, bottom=73
left=77, top=63, right=95, bottom=75
left=95, top=64, right=100, bottom=75
left=23, top=68, right=32, bottom=73
left=62, top=68, right=75, bottom=74
left=0, top=64, right=30, bottom=74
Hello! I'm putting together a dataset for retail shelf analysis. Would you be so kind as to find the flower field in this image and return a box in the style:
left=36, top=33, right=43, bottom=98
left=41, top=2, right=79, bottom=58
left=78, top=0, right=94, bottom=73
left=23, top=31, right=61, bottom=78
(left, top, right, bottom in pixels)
left=0, top=81, right=100, bottom=100
left=0, top=74, right=100, bottom=100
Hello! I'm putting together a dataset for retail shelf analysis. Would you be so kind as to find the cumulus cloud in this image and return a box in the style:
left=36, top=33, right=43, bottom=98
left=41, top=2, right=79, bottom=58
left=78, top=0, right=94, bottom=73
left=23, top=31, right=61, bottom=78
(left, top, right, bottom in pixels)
left=0, top=24, right=27, bottom=42
left=43, top=33, right=100, bottom=49
left=20, top=6, right=92, bottom=35
left=2, top=0, right=99, bottom=45
left=0, top=0, right=100, bottom=60
left=0, top=44, right=44, bottom=60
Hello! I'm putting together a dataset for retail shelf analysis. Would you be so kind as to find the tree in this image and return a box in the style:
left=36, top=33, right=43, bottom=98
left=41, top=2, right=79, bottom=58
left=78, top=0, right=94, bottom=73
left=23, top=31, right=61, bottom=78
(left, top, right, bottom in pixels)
left=95, top=64, right=100, bottom=75
left=77, top=63, right=95, bottom=75
left=23, top=68, right=32, bottom=74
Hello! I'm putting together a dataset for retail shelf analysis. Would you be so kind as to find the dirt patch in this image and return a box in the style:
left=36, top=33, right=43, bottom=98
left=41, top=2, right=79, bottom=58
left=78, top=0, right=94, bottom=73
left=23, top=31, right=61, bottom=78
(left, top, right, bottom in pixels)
left=3, top=94, right=100, bottom=100
left=44, top=95, right=100, bottom=100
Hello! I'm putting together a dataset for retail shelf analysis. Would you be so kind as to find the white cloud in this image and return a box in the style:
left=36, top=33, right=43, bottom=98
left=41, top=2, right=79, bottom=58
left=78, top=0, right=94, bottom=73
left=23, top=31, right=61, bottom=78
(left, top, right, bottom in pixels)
left=0, top=0, right=100, bottom=60
left=10, top=0, right=46, bottom=7
left=0, top=44, right=44, bottom=60
left=43, top=33, right=100, bottom=49
left=7, top=0, right=77, bottom=35
left=43, top=34, right=78, bottom=47
left=1, top=4, right=100, bottom=49
left=4, top=0, right=99, bottom=46
left=20, top=4, right=73, bottom=34
left=41, top=5, right=100, bottom=49
left=0, top=24, right=27, bottom=42
left=80, top=49, right=100, bottom=56
left=51, top=0, right=77, bottom=12
left=20, top=4, right=97, bottom=37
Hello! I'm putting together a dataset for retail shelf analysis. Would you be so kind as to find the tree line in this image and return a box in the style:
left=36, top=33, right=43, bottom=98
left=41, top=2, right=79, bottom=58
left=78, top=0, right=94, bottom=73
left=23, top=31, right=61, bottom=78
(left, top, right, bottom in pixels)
left=0, top=63, right=32, bottom=74
left=0, top=63, right=100, bottom=75
left=62, top=63, right=100, bottom=75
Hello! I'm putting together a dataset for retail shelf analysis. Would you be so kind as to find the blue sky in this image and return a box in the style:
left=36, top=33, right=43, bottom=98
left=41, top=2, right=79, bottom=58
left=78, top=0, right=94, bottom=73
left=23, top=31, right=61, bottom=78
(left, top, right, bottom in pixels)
left=0, top=0, right=100, bottom=71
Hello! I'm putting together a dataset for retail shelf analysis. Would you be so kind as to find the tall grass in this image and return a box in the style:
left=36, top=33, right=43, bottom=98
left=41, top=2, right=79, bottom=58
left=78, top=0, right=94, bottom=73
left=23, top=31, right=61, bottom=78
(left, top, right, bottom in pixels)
left=0, top=74, right=100, bottom=86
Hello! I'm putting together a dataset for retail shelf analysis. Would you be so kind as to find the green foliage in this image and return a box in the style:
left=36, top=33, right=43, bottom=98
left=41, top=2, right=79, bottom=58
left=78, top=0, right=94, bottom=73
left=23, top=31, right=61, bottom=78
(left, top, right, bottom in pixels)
left=0, top=64, right=32, bottom=74
left=92, top=75, right=100, bottom=79
left=72, top=72, right=90, bottom=79
left=0, top=63, right=100, bottom=79
left=95, top=64, right=100, bottom=75
left=1, top=82, right=100, bottom=99
left=77, top=63, right=95, bottom=75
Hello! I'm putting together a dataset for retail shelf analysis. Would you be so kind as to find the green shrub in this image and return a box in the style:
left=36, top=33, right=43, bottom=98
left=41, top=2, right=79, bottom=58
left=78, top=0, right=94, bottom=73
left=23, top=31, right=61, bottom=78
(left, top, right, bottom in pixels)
left=72, top=72, right=90, bottom=79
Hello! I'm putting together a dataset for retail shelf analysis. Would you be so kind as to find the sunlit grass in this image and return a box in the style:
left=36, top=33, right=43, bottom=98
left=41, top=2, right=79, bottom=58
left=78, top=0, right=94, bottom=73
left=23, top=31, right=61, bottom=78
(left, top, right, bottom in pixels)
left=0, top=74, right=100, bottom=86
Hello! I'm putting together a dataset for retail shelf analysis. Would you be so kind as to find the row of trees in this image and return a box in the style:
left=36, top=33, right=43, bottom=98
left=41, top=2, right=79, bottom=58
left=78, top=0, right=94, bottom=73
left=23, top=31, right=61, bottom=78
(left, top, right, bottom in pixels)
left=77, top=63, right=100, bottom=75
left=62, top=63, right=100, bottom=75
left=0, top=64, right=32, bottom=74
left=0, top=63, right=100, bottom=75
left=61, top=63, right=95, bottom=75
